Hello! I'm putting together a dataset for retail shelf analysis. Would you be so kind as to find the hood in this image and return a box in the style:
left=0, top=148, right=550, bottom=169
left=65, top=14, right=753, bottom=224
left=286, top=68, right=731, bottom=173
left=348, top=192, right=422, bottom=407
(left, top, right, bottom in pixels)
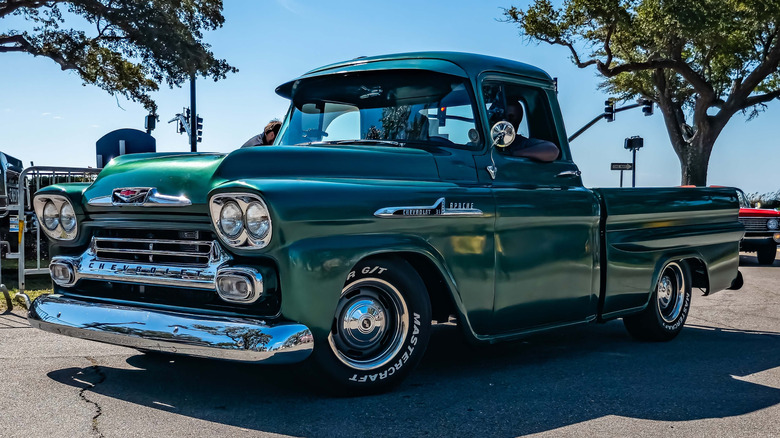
left=82, top=146, right=440, bottom=211
left=213, top=145, right=439, bottom=181
left=740, top=207, right=780, bottom=218
left=83, top=152, right=227, bottom=211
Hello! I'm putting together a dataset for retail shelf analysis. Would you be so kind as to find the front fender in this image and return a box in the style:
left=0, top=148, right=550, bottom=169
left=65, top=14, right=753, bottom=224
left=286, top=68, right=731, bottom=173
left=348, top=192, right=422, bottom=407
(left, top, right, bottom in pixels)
left=276, top=234, right=473, bottom=340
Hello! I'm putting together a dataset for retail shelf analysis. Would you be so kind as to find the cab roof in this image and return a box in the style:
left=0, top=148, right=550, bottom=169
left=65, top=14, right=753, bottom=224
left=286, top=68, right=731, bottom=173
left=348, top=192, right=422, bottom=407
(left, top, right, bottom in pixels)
left=276, top=51, right=553, bottom=98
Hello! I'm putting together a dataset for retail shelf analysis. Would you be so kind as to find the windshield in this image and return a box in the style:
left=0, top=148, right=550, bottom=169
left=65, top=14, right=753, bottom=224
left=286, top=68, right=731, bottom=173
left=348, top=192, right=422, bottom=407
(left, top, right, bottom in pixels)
left=737, top=189, right=751, bottom=208
left=278, top=70, right=481, bottom=149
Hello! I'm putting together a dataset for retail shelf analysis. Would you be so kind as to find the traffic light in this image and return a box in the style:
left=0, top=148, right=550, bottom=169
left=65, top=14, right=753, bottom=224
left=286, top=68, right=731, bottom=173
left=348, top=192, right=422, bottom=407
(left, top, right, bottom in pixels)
left=604, top=100, right=615, bottom=122
left=436, top=106, right=447, bottom=127
left=183, top=107, right=191, bottom=123
left=196, top=116, right=203, bottom=143
left=624, top=136, right=644, bottom=150
left=144, top=114, right=157, bottom=132
left=177, top=118, right=185, bottom=134
left=641, top=99, right=654, bottom=116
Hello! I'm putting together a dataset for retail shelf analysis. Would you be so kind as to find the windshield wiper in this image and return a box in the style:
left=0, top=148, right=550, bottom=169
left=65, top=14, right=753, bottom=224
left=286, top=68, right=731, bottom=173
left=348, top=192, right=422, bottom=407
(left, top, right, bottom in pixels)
left=293, top=139, right=403, bottom=147
left=332, top=139, right=403, bottom=147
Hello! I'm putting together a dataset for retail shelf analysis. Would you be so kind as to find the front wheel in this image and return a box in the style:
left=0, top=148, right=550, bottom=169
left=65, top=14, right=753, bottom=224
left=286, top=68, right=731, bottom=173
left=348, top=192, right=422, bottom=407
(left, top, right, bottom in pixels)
left=310, top=257, right=431, bottom=395
left=757, top=245, right=777, bottom=265
left=623, top=261, right=692, bottom=342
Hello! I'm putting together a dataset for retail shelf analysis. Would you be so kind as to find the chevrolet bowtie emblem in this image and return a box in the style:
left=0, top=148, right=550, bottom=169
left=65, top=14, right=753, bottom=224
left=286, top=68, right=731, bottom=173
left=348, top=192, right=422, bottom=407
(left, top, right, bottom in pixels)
left=113, top=187, right=151, bottom=204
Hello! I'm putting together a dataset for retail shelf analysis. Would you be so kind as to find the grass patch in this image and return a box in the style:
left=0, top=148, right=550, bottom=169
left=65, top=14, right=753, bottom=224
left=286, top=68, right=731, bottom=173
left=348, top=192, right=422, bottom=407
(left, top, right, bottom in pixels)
left=1, top=264, right=52, bottom=311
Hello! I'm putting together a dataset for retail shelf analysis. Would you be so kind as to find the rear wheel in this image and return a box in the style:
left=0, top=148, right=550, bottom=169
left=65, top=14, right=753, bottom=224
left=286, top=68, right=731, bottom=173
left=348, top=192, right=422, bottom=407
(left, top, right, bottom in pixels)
left=310, top=257, right=431, bottom=395
left=757, top=245, right=777, bottom=265
left=624, top=261, right=692, bottom=342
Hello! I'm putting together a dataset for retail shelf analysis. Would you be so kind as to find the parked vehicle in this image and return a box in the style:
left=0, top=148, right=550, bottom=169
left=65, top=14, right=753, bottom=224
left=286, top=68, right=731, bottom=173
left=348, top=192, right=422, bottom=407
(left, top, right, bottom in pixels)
left=737, top=189, right=779, bottom=265
left=0, top=152, right=49, bottom=260
left=27, top=52, right=744, bottom=394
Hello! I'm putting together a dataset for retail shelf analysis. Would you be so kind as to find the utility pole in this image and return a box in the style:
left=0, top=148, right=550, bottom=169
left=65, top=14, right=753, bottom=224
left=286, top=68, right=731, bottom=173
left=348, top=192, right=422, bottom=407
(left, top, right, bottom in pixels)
left=190, top=74, right=197, bottom=152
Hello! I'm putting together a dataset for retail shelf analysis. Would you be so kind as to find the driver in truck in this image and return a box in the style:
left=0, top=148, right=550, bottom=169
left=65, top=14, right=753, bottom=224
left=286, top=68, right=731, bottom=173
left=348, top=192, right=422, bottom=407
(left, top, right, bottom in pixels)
left=504, top=100, right=559, bottom=162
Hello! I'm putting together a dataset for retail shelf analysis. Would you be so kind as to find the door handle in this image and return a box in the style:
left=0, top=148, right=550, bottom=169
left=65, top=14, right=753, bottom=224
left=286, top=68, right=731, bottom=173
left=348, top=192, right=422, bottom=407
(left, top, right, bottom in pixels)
left=556, top=170, right=582, bottom=178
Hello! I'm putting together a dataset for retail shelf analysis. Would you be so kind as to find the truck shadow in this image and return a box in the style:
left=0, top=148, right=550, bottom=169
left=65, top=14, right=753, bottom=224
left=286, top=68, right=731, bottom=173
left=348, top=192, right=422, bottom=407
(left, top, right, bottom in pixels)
left=48, top=321, right=780, bottom=437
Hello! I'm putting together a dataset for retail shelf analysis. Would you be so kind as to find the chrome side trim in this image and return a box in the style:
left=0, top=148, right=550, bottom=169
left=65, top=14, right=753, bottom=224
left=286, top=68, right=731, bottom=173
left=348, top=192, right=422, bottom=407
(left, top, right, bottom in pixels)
left=375, top=197, right=484, bottom=218
left=50, top=240, right=233, bottom=290
left=88, top=188, right=192, bottom=207
left=28, top=294, right=313, bottom=364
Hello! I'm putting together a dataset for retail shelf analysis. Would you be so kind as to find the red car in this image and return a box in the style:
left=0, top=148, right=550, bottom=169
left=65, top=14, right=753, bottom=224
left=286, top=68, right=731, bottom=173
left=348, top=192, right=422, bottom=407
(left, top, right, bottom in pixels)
left=737, top=189, right=780, bottom=265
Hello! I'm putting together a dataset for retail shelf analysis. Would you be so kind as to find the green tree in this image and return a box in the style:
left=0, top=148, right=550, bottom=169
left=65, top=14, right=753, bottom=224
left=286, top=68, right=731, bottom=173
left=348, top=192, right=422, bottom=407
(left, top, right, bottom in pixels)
left=505, top=0, right=780, bottom=185
left=0, top=0, right=236, bottom=113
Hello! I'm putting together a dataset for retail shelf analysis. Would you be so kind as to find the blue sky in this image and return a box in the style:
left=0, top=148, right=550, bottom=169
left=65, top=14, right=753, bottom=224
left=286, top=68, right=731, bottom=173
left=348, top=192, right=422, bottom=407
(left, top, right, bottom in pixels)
left=1, top=1, right=777, bottom=194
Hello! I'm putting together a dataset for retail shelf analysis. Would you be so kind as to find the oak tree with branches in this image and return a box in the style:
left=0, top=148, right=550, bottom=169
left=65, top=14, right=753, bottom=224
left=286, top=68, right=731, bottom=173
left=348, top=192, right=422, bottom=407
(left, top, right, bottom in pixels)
left=0, top=0, right=236, bottom=113
left=505, top=0, right=780, bottom=185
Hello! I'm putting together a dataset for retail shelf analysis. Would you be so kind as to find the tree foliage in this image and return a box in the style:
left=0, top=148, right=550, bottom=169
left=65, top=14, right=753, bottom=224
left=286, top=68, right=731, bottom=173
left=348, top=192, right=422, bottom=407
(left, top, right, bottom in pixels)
left=0, top=0, right=237, bottom=112
left=747, top=189, right=780, bottom=209
left=504, top=0, right=780, bottom=185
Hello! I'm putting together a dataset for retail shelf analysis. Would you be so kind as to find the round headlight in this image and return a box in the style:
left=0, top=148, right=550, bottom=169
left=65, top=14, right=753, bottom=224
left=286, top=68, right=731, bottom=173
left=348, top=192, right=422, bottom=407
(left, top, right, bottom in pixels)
left=42, top=201, right=60, bottom=231
left=60, top=203, right=77, bottom=232
left=768, top=218, right=779, bottom=230
left=245, top=202, right=271, bottom=240
left=219, top=201, right=244, bottom=238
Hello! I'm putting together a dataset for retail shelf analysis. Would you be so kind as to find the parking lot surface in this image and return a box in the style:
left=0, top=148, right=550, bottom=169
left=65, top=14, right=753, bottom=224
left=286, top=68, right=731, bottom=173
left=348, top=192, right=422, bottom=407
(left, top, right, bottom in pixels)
left=1, top=253, right=779, bottom=437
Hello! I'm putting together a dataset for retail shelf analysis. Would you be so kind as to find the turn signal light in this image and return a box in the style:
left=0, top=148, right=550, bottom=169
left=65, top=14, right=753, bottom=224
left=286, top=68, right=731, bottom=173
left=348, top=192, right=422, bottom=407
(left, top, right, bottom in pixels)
left=215, top=268, right=263, bottom=304
left=773, top=233, right=780, bottom=243
left=50, top=261, right=76, bottom=287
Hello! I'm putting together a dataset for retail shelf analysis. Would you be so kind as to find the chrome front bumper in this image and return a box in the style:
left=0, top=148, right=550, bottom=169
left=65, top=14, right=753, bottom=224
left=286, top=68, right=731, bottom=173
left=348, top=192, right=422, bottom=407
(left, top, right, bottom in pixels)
left=28, top=294, right=313, bottom=364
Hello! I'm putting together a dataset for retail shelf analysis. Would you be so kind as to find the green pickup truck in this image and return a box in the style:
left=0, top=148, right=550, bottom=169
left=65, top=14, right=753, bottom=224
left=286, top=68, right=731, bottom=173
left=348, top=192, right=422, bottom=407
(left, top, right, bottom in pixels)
left=28, top=52, right=744, bottom=394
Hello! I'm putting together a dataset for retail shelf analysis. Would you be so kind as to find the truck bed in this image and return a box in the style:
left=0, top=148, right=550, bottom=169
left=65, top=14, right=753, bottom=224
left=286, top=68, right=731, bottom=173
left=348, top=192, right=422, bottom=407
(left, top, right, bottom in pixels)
left=594, top=186, right=744, bottom=319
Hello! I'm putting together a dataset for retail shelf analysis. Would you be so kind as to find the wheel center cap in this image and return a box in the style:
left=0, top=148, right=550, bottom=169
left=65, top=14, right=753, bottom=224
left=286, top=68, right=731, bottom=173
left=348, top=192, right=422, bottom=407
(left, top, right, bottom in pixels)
left=359, top=315, right=375, bottom=333
left=659, top=276, right=673, bottom=305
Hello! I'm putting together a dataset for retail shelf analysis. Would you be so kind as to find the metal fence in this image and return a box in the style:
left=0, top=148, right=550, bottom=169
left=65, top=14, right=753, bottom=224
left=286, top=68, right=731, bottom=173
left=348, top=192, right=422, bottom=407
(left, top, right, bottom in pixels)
left=0, top=166, right=101, bottom=299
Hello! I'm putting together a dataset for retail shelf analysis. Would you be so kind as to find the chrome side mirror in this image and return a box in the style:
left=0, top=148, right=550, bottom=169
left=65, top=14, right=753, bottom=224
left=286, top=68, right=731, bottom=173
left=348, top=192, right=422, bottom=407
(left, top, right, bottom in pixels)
left=490, top=121, right=516, bottom=148
left=487, top=121, right=516, bottom=180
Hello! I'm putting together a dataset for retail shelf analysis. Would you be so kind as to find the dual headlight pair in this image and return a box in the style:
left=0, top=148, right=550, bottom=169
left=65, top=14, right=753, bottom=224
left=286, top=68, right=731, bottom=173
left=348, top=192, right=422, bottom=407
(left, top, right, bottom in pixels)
left=33, top=195, right=78, bottom=240
left=209, top=193, right=272, bottom=249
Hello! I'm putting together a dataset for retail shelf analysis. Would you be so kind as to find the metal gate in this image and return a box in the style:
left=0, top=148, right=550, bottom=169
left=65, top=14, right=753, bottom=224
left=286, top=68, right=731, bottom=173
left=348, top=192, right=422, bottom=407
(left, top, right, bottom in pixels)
left=0, top=166, right=101, bottom=298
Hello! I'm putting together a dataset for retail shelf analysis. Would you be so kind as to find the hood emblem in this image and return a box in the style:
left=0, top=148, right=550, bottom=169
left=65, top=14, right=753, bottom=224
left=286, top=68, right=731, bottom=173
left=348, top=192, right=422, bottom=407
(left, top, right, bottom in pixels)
left=374, top=198, right=483, bottom=218
left=88, top=187, right=192, bottom=207
left=114, top=187, right=151, bottom=204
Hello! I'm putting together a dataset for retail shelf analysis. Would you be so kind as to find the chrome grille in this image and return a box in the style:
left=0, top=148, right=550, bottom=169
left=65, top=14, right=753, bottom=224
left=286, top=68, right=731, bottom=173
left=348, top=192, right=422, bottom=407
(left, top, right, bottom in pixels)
left=92, top=236, right=216, bottom=266
left=739, top=218, right=771, bottom=232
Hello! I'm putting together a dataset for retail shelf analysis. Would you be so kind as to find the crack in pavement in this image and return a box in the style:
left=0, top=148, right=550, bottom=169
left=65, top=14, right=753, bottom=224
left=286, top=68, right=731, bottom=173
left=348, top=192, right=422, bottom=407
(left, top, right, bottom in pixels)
left=75, top=356, right=107, bottom=438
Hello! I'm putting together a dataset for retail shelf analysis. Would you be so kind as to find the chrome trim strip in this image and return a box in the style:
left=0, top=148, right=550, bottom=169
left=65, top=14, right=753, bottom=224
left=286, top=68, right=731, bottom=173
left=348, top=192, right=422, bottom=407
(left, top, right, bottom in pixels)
left=28, top=294, right=313, bottom=364
left=92, top=236, right=215, bottom=265
left=374, top=197, right=484, bottom=218
left=94, top=237, right=214, bottom=246
left=96, top=248, right=211, bottom=258
left=88, top=188, right=192, bottom=207
left=51, top=240, right=233, bottom=290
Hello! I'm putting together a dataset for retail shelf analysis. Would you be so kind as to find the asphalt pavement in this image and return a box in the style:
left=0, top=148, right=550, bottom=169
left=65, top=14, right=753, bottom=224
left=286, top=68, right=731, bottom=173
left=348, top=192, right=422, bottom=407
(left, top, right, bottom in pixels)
left=1, top=253, right=778, bottom=437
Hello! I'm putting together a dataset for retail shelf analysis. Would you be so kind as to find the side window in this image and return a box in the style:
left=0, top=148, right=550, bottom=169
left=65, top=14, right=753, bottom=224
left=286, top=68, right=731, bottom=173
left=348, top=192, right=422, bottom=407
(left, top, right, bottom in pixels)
left=481, top=81, right=560, bottom=160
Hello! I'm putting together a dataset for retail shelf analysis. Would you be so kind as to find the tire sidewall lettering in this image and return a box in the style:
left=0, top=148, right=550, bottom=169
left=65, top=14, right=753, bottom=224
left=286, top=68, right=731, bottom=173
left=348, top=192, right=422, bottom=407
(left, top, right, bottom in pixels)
left=660, top=281, right=691, bottom=332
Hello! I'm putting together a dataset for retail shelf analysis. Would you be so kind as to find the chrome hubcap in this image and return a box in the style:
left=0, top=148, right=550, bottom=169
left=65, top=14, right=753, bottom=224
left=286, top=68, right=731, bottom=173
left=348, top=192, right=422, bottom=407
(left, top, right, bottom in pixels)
left=329, top=278, right=409, bottom=370
left=656, top=262, right=685, bottom=324
left=340, top=298, right=387, bottom=349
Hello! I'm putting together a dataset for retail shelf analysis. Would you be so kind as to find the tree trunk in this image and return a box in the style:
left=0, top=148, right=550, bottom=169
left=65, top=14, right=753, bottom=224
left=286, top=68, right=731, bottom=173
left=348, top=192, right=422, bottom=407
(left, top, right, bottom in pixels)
left=658, top=105, right=721, bottom=187
left=678, top=136, right=714, bottom=186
